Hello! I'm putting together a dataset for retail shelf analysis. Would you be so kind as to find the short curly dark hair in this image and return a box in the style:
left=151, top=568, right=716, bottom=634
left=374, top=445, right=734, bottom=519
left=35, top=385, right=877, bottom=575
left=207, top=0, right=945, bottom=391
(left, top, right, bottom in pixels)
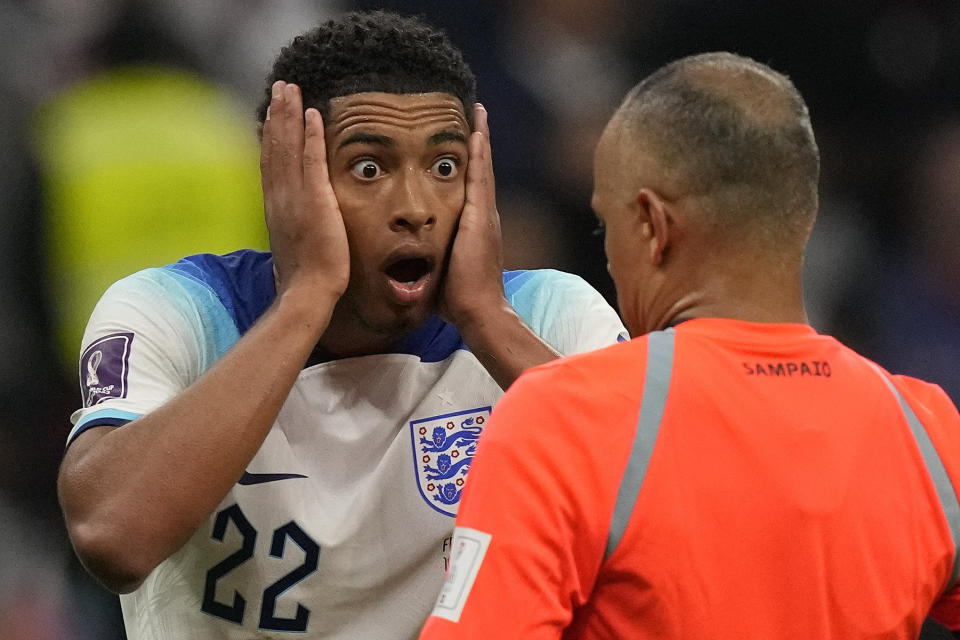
left=256, top=11, right=477, bottom=131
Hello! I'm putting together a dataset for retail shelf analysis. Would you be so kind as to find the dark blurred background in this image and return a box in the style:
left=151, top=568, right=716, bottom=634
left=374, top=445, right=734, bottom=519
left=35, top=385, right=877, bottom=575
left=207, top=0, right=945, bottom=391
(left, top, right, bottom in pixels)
left=1, top=1, right=958, bottom=637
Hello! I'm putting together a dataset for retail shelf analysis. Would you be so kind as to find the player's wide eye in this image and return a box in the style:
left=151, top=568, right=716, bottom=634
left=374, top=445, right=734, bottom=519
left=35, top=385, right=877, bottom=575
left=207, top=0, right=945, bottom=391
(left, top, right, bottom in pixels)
left=350, top=159, right=383, bottom=180
left=430, top=157, right=458, bottom=179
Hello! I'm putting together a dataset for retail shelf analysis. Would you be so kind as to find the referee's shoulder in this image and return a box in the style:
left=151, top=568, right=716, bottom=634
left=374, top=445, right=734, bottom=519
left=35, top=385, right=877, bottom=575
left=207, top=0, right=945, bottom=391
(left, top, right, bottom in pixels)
left=517, top=334, right=645, bottom=392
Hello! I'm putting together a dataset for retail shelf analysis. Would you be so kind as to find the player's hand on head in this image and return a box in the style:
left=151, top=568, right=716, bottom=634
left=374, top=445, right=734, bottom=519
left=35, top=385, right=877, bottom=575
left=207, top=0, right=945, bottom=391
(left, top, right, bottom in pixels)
left=441, top=103, right=507, bottom=327
left=260, top=81, right=350, bottom=302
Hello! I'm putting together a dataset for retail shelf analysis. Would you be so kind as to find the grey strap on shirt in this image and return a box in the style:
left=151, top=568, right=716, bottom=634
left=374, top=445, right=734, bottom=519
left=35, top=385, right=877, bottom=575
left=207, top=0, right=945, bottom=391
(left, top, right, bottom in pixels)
left=875, top=368, right=960, bottom=591
left=604, top=328, right=676, bottom=561
left=602, top=335, right=960, bottom=595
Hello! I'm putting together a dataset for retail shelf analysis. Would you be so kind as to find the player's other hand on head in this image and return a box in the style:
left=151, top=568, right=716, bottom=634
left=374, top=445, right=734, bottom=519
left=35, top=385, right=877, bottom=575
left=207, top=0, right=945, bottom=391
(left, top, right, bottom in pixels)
left=261, top=81, right=350, bottom=303
left=441, top=103, right=508, bottom=328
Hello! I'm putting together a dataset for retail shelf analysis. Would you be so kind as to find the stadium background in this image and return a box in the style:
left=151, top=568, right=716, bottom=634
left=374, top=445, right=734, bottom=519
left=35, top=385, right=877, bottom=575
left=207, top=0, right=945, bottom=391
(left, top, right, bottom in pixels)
left=1, top=0, right=958, bottom=637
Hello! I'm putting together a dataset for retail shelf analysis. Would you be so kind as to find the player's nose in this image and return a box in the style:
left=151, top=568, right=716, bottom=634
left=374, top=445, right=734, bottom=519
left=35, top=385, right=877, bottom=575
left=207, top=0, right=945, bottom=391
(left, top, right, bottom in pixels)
left=390, top=170, right=436, bottom=233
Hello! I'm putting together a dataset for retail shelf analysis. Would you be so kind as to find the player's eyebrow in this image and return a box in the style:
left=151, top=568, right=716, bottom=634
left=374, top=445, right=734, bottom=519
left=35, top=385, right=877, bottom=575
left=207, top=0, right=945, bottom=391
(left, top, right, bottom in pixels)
left=338, top=132, right=396, bottom=150
left=428, top=130, right=467, bottom=146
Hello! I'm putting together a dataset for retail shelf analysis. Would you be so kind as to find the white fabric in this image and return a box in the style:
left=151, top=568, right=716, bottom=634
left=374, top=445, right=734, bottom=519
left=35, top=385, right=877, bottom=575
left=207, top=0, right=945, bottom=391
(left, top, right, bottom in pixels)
left=69, top=259, right=626, bottom=640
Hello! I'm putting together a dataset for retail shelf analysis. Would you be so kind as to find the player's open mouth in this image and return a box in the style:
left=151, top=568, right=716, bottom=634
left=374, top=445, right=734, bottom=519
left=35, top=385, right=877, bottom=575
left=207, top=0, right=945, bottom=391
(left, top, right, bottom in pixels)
left=384, top=256, right=435, bottom=304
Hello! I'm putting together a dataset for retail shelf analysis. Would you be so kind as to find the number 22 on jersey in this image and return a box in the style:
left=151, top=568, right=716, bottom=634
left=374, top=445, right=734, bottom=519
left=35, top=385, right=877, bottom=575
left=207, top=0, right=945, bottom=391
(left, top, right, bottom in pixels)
left=201, top=504, right=320, bottom=632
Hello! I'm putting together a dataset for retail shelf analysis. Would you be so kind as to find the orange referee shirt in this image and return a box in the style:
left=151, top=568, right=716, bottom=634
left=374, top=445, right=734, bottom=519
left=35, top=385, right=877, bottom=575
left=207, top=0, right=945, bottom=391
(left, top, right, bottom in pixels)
left=419, top=318, right=960, bottom=639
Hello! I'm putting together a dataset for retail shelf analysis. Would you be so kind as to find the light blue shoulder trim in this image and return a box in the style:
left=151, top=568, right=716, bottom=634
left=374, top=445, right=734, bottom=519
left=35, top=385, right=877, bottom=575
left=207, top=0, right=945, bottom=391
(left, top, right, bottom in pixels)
left=68, top=408, right=142, bottom=445
left=148, top=267, right=241, bottom=369
left=503, top=269, right=590, bottom=337
left=166, top=250, right=275, bottom=336
left=503, top=269, right=556, bottom=337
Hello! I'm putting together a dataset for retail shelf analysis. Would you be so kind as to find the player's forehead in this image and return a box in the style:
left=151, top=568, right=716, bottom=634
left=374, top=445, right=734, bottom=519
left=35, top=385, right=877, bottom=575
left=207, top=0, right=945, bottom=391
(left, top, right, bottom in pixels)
left=326, top=92, right=469, bottom=142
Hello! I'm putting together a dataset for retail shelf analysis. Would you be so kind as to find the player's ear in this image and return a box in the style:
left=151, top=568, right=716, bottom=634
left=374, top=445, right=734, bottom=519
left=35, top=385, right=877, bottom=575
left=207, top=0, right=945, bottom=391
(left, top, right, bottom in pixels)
left=635, top=188, right=672, bottom=266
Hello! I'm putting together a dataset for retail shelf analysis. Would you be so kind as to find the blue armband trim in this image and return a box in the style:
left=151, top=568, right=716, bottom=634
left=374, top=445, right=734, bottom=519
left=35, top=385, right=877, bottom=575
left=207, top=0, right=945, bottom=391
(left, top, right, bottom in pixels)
left=67, top=409, right=141, bottom=447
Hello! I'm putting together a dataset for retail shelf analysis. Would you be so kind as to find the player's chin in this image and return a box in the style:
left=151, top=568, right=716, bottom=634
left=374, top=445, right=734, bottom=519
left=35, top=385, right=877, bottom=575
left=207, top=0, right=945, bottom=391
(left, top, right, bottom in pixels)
left=367, top=295, right=438, bottom=337
left=392, top=297, right=437, bottom=329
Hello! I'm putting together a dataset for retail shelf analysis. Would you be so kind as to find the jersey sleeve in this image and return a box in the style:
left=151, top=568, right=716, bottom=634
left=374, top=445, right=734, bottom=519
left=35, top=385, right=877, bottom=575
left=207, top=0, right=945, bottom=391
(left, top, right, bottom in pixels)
left=67, top=267, right=239, bottom=446
left=419, top=357, right=634, bottom=639
left=892, top=375, right=960, bottom=630
left=503, top=269, right=627, bottom=356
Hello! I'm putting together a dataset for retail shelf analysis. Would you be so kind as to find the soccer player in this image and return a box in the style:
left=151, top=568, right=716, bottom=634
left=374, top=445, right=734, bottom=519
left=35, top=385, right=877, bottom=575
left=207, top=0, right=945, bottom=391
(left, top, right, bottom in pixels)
left=57, top=12, right=626, bottom=640
left=420, top=52, right=960, bottom=639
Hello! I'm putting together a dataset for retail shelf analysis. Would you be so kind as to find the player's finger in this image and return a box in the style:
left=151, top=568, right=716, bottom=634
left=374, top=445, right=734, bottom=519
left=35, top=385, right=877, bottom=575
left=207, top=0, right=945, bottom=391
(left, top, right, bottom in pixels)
left=279, top=83, right=305, bottom=190
left=266, top=80, right=288, bottom=194
left=479, top=104, right=494, bottom=176
left=466, top=103, right=495, bottom=210
left=475, top=103, right=491, bottom=158
left=303, top=108, right=339, bottom=211
left=260, top=82, right=283, bottom=194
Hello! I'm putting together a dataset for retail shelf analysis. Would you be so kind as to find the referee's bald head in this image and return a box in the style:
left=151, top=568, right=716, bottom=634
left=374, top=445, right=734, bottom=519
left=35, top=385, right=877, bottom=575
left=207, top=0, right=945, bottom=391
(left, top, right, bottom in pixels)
left=610, top=52, right=820, bottom=252
left=592, top=52, right=820, bottom=335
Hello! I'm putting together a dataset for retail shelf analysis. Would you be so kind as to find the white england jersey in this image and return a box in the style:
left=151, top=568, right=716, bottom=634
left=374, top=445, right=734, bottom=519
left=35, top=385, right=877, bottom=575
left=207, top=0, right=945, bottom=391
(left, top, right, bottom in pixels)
left=68, top=250, right=627, bottom=640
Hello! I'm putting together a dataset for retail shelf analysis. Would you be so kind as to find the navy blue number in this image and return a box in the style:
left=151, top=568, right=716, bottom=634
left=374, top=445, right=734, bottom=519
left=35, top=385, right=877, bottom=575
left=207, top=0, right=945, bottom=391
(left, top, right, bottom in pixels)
left=201, top=506, right=320, bottom=632
left=202, top=504, right=256, bottom=623
left=259, top=522, right=321, bottom=631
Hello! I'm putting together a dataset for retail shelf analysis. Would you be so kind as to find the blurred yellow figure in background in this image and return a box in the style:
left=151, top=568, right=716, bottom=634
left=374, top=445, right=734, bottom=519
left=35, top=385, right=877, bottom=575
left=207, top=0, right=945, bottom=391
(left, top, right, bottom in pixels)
left=34, top=66, right=267, bottom=366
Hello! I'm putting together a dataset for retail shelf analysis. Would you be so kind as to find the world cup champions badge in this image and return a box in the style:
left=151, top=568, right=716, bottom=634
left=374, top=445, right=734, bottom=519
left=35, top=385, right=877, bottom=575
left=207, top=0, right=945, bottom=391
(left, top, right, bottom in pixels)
left=79, top=332, right=134, bottom=407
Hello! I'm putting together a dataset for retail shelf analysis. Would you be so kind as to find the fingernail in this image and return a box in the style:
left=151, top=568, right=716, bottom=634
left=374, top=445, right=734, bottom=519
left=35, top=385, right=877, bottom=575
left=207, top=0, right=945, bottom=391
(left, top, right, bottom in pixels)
left=265, top=105, right=271, bottom=121
left=272, top=81, right=283, bottom=98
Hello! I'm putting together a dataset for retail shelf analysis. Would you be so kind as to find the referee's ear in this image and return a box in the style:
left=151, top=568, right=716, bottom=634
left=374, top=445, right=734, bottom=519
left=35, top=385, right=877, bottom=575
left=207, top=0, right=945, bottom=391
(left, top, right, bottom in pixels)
left=635, top=187, right=674, bottom=267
